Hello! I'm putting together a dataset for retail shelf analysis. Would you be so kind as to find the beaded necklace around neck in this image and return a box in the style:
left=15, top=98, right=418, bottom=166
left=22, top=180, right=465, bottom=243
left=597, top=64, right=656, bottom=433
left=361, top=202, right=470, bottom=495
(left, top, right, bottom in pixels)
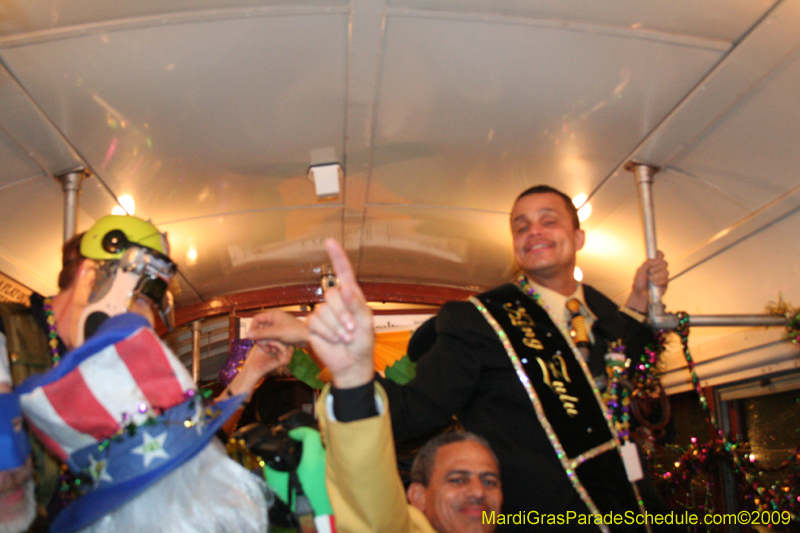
left=42, top=296, right=61, bottom=366
left=515, top=273, right=556, bottom=316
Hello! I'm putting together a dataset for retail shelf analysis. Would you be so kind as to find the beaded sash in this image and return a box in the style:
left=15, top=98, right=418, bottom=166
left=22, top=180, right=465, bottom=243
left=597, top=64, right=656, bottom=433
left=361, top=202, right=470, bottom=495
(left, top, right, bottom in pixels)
left=470, top=285, right=651, bottom=533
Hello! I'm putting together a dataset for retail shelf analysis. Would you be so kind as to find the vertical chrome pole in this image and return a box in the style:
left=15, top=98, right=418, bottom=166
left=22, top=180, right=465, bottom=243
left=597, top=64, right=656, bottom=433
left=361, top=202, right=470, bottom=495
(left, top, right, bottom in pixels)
left=626, top=162, right=666, bottom=321
left=625, top=162, right=785, bottom=330
left=192, top=320, right=202, bottom=383
left=57, top=169, right=87, bottom=242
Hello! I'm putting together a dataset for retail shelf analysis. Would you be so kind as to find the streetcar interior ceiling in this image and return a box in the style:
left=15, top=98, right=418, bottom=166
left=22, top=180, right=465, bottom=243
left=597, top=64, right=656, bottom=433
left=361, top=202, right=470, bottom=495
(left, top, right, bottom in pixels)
left=1, top=0, right=800, bottom=389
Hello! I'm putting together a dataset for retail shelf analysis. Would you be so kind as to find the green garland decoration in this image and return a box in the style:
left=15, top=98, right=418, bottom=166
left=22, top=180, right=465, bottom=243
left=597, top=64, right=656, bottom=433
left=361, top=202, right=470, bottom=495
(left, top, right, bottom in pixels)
left=653, top=311, right=800, bottom=525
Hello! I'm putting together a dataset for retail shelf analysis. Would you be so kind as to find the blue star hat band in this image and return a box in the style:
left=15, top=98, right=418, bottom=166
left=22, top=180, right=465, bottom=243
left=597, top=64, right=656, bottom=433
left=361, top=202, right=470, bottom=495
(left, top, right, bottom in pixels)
left=49, top=394, right=244, bottom=533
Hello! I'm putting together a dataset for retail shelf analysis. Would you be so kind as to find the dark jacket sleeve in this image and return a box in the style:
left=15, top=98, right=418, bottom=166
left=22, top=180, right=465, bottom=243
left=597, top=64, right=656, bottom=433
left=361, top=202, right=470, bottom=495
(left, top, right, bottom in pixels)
left=376, top=300, right=502, bottom=442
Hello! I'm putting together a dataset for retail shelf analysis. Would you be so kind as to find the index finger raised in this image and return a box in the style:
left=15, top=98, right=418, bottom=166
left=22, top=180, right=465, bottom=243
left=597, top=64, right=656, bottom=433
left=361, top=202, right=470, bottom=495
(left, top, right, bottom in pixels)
left=325, top=238, right=357, bottom=287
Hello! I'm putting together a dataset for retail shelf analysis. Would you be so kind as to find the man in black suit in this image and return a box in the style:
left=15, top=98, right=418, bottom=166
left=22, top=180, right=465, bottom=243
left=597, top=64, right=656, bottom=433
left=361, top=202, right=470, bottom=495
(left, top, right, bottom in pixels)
left=248, top=185, right=670, bottom=531
left=378, top=185, right=669, bottom=532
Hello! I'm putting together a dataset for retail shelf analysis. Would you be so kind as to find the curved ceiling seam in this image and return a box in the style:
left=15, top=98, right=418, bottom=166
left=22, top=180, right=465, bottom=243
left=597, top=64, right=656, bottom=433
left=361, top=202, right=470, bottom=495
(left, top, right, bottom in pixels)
left=588, top=0, right=799, bottom=206
left=666, top=182, right=800, bottom=281
left=342, top=0, right=389, bottom=275
left=385, top=7, right=731, bottom=52
left=365, top=202, right=510, bottom=215
left=155, top=203, right=345, bottom=227
left=0, top=5, right=350, bottom=48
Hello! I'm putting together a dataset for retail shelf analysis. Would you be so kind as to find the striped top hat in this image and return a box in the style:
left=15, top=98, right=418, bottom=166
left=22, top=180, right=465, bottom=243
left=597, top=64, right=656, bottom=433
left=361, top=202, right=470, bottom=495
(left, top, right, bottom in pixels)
left=16, top=313, right=244, bottom=533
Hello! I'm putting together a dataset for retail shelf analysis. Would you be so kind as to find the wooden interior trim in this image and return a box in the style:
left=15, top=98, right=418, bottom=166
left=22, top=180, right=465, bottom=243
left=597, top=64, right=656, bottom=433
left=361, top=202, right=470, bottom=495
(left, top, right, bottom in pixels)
left=173, top=282, right=480, bottom=327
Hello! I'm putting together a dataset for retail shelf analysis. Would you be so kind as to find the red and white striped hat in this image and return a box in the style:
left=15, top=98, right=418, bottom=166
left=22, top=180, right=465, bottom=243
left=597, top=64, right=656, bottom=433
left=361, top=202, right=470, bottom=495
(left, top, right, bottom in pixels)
left=17, top=313, right=244, bottom=533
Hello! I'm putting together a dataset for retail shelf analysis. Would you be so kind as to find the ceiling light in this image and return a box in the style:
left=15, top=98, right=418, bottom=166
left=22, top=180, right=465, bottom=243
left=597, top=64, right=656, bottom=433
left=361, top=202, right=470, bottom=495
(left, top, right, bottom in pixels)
left=572, top=193, right=591, bottom=222
left=112, top=194, right=135, bottom=215
left=309, top=147, right=341, bottom=199
left=574, top=266, right=583, bottom=282
left=308, top=163, right=342, bottom=199
left=578, top=203, right=592, bottom=222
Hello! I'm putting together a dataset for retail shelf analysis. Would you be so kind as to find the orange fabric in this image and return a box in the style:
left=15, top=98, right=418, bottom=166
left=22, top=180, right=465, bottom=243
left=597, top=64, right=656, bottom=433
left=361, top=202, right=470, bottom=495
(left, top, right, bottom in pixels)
left=315, top=329, right=412, bottom=383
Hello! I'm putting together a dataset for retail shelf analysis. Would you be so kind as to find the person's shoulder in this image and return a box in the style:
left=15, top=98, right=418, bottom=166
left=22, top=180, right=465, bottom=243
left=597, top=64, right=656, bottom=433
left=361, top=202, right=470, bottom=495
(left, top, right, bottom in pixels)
left=582, top=283, right=619, bottom=314
left=478, top=282, right=519, bottom=300
left=436, top=301, right=483, bottom=332
left=437, top=284, right=518, bottom=332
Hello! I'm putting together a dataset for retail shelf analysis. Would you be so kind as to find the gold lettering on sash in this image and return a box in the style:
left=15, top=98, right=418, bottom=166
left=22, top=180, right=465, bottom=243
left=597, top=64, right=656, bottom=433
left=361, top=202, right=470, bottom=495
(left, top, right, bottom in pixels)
left=503, top=303, right=543, bottom=350
left=536, top=353, right=579, bottom=417
left=503, top=302, right=578, bottom=416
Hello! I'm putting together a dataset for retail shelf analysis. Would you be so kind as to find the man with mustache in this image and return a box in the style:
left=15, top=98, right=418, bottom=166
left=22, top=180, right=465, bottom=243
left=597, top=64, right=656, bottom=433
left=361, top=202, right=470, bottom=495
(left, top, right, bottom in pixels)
left=278, top=239, right=503, bottom=533
left=406, top=431, right=502, bottom=533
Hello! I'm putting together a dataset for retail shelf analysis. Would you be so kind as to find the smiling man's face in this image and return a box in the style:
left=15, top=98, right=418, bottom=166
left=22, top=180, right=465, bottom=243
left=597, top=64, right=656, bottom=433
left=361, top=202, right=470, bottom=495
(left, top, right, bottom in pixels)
left=409, top=440, right=502, bottom=533
left=510, top=191, right=585, bottom=290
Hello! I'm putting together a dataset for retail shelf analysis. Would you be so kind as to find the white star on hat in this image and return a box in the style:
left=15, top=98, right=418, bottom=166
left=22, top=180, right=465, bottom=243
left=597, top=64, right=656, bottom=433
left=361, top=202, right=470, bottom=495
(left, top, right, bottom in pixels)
left=131, top=430, right=170, bottom=468
left=190, top=400, right=206, bottom=436
left=88, top=454, right=113, bottom=485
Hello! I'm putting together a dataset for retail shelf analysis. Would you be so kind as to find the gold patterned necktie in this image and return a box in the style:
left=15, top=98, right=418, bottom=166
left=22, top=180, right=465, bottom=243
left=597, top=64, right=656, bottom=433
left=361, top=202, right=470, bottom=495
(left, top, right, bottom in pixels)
left=566, top=298, right=591, bottom=360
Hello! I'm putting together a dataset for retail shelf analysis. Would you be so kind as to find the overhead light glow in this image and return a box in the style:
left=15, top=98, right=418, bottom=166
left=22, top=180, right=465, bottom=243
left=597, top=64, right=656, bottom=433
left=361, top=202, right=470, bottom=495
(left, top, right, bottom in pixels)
left=112, top=194, right=136, bottom=215
left=574, top=266, right=583, bottom=282
left=187, top=247, right=198, bottom=266
left=572, top=193, right=592, bottom=222
left=578, top=203, right=592, bottom=222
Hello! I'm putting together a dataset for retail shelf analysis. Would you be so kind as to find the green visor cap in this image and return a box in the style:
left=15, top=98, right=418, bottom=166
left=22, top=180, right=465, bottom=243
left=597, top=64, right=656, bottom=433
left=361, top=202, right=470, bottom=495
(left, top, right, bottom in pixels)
left=81, top=215, right=169, bottom=260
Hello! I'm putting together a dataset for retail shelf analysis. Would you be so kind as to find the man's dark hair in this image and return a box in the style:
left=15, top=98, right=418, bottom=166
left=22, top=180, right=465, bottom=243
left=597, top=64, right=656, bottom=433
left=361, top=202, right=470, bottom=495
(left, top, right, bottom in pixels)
left=57, top=232, right=86, bottom=290
left=515, top=185, right=580, bottom=230
left=410, top=431, right=498, bottom=487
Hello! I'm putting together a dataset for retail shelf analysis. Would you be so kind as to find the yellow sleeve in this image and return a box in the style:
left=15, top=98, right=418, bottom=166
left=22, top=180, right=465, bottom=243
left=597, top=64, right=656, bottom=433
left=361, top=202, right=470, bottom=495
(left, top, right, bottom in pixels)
left=317, top=383, right=435, bottom=533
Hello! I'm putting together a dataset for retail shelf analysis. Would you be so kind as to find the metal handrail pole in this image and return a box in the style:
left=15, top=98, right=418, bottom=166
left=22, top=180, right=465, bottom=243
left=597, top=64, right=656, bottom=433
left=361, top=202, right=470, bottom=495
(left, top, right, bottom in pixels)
left=192, top=320, right=202, bottom=383
left=57, top=169, right=87, bottom=242
left=626, top=161, right=790, bottom=331
left=687, top=314, right=788, bottom=328
left=627, top=161, right=666, bottom=321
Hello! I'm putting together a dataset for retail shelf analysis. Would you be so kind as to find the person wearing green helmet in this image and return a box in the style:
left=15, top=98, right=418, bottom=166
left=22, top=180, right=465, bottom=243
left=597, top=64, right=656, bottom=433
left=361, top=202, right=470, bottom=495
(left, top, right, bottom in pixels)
left=31, top=215, right=173, bottom=355
left=74, top=214, right=177, bottom=345
left=1, top=216, right=176, bottom=530
left=16, top=214, right=292, bottom=533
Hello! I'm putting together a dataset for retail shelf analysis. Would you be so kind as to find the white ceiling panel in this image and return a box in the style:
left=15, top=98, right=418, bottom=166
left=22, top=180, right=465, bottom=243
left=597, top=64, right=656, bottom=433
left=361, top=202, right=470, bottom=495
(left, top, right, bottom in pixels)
left=1, top=13, right=348, bottom=224
left=0, top=0, right=348, bottom=38
left=370, top=14, right=726, bottom=210
left=386, top=0, right=776, bottom=43
left=162, top=207, right=343, bottom=301
left=666, top=210, right=800, bottom=316
left=668, top=46, right=800, bottom=211
left=0, top=130, right=41, bottom=184
left=359, top=205, right=515, bottom=288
